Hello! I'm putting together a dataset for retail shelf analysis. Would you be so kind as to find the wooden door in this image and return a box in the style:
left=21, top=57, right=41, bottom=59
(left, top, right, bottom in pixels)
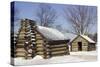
left=78, top=42, right=82, bottom=51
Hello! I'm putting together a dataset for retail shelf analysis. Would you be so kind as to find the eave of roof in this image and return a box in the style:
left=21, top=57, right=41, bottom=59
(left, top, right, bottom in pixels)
left=48, top=40, right=70, bottom=45
left=71, top=34, right=95, bottom=43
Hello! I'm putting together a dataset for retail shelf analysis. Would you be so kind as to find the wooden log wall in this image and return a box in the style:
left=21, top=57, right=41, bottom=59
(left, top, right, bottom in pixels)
left=15, top=20, right=27, bottom=58
left=11, top=33, right=18, bottom=57
left=14, top=19, right=70, bottom=59
left=46, top=41, right=69, bottom=57
left=15, top=19, right=37, bottom=59
left=35, top=32, right=45, bottom=58
left=50, top=46, right=69, bottom=57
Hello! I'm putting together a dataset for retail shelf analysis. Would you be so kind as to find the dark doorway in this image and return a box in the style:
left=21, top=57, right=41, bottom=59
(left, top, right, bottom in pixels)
left=78, top=42, right=82, bottom=51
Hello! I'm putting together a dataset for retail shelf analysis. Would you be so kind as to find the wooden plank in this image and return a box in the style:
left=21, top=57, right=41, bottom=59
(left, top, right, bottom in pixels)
left=51, top=47, right=67, bottom=50
left=16, top=52, right=26, bottom=56
left=50, top=44, right=67, bottom=48
left=36, top=48, right=43, bottom=51
left=36, top=36, right=43, bottom=39
left=36, top=44, right=43, bottom=47
left=37, top=52, right=44, bottom=54
left=27, top=54, right=32, bottom=57
left=36, top=48, right=44, bottom=51
left=16, top=44, right=24, bottom=46
left=36, top=34, right=41, bottom=37
left=51, top=51, right=67, bottom=54
left=17, top=40, right=25, bottom=44
left=16, top=48, right=26, bottom=52
left=36, top=40, right=44, bottom=44
left=51, top=53, right=68, bottom=56
left=50, top=49, right=68, bottom=52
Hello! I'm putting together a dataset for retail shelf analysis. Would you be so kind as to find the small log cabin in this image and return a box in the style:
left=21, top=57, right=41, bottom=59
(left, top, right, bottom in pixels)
left=13, top=19, right=70, bottom=59
left=71, top=35, right=96, bottom=51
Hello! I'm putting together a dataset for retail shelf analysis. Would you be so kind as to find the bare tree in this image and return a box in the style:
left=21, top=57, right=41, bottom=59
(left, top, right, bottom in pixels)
left=63, top=6, right=97, bottom=35
left=36, top=3, right=57, bottom=27
left=55, top=25, right=63, bottom=31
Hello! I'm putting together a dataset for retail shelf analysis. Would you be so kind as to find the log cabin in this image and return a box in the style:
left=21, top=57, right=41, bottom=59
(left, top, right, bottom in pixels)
left=71, top=35, right=96, bottom=52
left=13, top=19, right=70, bottom=59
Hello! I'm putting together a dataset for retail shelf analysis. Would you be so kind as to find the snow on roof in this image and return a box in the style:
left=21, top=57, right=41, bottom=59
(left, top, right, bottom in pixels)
left=80, top=35, right=95, bottom=43
left=36, top=26, right=67, bottom=40
left=63, top=33, right=77, bottom=42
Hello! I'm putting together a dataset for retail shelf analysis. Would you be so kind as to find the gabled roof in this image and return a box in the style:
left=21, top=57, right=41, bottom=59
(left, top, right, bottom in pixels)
left=80, top=35, right=95, bottom=43
left=36, top=26, right=67, bottom=40
left=71, top=34, right=95, bottom=43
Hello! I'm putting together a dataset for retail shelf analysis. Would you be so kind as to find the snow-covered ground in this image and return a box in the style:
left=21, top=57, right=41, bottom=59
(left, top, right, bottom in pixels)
left=71, top=51, right=97, bottom=56
left=13, top=51, right=97, bottom=66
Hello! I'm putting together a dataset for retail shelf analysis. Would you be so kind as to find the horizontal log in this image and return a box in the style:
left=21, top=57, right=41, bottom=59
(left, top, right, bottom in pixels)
left=15, top=56, right=25, bottom=58
left=27, top=54, right=32, bottom=57
left=16, top=45, right=25, bottom=48
left=35, top=46, right=44, bottom=48
left=36, top=44, right=43, bottom=47
left=16, top=48, right=26, bottom=52
left=50, top=49, right=68, bottom=52
left=51, top=52, right=69, bottom=56
left=17, top=39, right=25, bottom=41
left=50, top=44, right=67, bottom=48
left=51, top=51, right=67, bottom=54
left=19, top=31, right=26, bottom=34
left=36, top=34, right=41, bottom=37
left=17, top=41, right=25, bottom=44
left=16, top=44, right=25, bottom=46
left=36, top=50, right=44, bottom=52
left=36, top=48, right=44, bottom=51
left=37, top=52, right=44, bottom=54
left=50, top=47, right=67, bottom=51
left=36, top=40, right=44, bottom=44
left=19, top=34, right=25, bottom=36
left=18, top=37, right=25, bottom=40
left=36, top=37, right=43, bottom=40
left=16, top=52, right=26, bottom=56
